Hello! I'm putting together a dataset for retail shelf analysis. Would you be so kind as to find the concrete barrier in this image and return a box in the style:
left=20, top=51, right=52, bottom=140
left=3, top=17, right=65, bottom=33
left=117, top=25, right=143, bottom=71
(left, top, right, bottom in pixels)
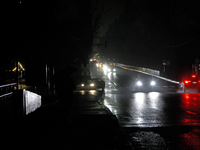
left=13, top=90, right=41, bottom=116
left=23, top=90, right=41, bottom=115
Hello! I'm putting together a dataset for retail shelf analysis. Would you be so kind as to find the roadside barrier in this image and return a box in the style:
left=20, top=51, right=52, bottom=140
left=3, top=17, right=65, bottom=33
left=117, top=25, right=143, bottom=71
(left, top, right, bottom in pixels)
left=117, top=63, right=160, bottom=76
left=0, top=83, right=17, bottom=98
left=1, top=83, right=41, bottom=117
left=0, top=83, right=17, bottom=118
left=13, top=89, right=41, bottom=115
left=116, top=63, right=179, bottom=84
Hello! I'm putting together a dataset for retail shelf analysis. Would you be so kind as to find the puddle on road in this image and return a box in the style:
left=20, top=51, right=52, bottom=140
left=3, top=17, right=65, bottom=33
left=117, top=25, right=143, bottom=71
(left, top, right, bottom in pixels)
left=128, top=127, right=200, bottom=150
left=130, top=131, right=169, bottom=149
left=178, top=128, right=200, bottom=150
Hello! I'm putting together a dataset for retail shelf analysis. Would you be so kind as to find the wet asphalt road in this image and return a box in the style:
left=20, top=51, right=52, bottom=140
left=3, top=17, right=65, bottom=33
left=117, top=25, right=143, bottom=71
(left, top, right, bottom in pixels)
left=90, top=66, right=200, bottom=149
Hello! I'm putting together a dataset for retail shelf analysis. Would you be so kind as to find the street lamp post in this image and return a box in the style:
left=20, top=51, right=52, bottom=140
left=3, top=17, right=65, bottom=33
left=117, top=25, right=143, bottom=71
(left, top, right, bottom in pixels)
left=16, top=54, right=19, bottom=90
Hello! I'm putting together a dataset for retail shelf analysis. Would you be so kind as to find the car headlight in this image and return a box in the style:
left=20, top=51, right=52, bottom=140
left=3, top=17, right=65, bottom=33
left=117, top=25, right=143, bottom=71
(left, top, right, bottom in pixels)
left=113, top=69, right=116, bottom=71
left=137, top=81, right=142, bottom=86
left=90, top=83, right=94, bottom=87
left=150, top=81, right=155, bottom=86
left=108, top=68, right=111, bottom=71
left=81, top=84, right=84, bottom=87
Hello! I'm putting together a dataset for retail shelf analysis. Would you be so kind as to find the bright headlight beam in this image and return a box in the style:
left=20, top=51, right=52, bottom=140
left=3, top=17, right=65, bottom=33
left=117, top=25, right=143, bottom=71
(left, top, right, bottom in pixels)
left=137, top=81, right=142, bottom=86
left=150, top=81, right=156, bottom=86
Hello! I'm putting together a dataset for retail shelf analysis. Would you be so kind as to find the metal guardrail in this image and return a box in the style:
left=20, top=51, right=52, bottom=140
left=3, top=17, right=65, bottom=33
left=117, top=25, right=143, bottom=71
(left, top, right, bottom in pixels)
left=116, top=63, right=179, bottom=84
left=0, top=83, right=17, bottom=98
left=0, top=83, right=17, bottom=118
left=117, top=63, right=160, bottom=76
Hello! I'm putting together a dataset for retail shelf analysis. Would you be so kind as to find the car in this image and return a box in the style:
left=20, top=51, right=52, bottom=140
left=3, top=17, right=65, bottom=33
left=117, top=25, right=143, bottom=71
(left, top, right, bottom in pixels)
left=103, top=65, right=116, bottom=72
left=134, top=76, right=156, bottom=92
left=77, top=77, right=105, bottom=91
left=180, top=74, right=200, bottom=92
left=107, top=66, right=116, bottom=72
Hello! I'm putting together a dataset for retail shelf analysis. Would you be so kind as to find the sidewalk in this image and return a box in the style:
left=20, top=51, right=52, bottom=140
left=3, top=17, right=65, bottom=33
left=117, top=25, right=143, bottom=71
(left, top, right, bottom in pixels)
left=69, top=92, right=133, bottom=149
left=1, top=91, right=132, bottom=149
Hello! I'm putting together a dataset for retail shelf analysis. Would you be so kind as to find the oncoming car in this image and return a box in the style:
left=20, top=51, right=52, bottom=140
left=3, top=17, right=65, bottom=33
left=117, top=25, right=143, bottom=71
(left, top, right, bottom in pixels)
left=180, top=74, right=200, bottom=93
left=77, top=78, right=105, bottom=91
left=107, top=67, right=116, bottom=72
left=103, top=65, right=116, bottom=72
left=134, top=77, right=156, bottom=92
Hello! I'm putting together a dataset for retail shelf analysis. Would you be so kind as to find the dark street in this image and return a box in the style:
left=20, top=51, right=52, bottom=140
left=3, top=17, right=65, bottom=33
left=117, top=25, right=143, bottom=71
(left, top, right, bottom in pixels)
left=89, top=65, right=200, bottom=149
left=2, top=1, right=200, bottom=149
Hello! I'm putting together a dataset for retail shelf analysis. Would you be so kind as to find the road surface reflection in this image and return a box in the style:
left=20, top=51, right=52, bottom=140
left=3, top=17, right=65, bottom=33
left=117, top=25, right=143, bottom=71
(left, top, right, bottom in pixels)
left=179, top=93, right=200, bottom=126
left=104, top=91, right=200, bottom=127
left=179, top=128, right=200, bottom=149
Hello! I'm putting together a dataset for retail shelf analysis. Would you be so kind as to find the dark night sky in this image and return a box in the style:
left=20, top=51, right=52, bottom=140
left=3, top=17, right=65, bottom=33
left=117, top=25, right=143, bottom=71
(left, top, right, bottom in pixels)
left=2, top=0, right=200, bottom=78
left=103, top=0, right=200, bottom=77
left=2, top=0, right=93, bottom=70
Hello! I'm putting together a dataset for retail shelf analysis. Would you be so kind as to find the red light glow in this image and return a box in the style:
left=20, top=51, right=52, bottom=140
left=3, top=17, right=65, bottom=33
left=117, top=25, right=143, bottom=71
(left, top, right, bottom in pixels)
left=185, top=81, right=191, bottom=84
left=186, top=95, right=189, bottom=99
left=181, top=93, right=200, bottom=126
left=179, top=129, right=200, bottom=149
left=192, top=75, right=196, bottom=78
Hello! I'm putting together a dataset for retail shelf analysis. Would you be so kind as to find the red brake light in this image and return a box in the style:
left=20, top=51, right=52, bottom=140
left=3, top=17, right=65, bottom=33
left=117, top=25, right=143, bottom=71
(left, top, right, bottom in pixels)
left=184, top=80, right=191, bottom=84
left=192, top=75, right=196, bottom=78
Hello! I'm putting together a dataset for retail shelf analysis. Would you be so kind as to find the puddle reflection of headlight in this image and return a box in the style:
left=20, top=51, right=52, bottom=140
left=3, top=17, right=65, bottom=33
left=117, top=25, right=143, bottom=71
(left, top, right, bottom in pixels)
left=80, top=90, right=85, bottom=95
left=90, top=83, right=94, bottom=87
left=90, top=90, right=95, bottom=95
left=148, top=92, right=159, bottom=99
left=103, top=66, right=108, bottom=71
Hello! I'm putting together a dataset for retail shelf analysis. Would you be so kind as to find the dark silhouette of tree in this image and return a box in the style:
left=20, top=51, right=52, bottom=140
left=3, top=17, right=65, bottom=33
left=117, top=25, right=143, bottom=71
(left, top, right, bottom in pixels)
left=91, top=0, right=125, bottom=56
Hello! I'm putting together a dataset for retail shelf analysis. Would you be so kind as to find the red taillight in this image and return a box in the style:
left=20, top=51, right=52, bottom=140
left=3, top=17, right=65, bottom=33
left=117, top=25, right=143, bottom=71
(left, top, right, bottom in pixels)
left=192, top=75, right=196, bottom=78
left=184, top=80, right=191, bottom=84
